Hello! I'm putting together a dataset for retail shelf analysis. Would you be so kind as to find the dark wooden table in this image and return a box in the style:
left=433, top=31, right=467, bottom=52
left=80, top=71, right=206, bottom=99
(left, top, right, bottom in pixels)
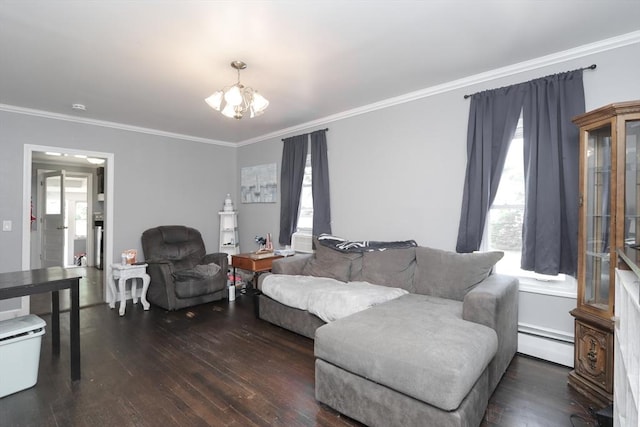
left=230, top=253, right=284, bottom=290
left=0, top=267, right=83, bottom=381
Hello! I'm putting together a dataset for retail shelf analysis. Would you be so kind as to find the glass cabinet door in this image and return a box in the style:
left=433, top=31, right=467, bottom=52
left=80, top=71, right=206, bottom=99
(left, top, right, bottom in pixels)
left=583, top=124, right=612, bottom=311
left=623, top=119, right=640, bottom=260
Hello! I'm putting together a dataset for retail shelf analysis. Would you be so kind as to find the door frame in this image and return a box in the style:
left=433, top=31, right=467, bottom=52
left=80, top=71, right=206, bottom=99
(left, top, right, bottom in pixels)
left=19, top=144, right=115, bottom=315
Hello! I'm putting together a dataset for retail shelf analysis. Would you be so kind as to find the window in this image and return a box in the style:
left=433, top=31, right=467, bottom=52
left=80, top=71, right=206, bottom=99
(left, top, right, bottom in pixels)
left=75, top=201, right=88, bottom=237
left=45, top=175, right=62, bottom=214
left=485, top=116, right=573, bottom=289
left=296, top=154, right=313, bottom=232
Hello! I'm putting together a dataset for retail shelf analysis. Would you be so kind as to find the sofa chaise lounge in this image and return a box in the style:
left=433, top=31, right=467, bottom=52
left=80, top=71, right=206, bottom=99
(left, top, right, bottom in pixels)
left=256, top=237, right=519, bottom=427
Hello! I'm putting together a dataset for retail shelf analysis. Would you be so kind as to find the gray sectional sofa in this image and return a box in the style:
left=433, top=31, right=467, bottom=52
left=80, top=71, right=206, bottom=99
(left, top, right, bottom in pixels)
left=256, top=240, right=519, bottom=427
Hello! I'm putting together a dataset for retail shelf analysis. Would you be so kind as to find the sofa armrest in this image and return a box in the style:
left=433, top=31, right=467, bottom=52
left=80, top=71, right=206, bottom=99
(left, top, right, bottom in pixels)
left=272, top=254, right=312, bottom=275
left=146, top=260, right=174, bottom=275
left=257, top=254, right=313, bottom=290
left=145, top=260, right=177, bottom=309
left=257, top=272, right=271, bottom=291
left=203, top=252, right=229, bottom=272
left=463, top=273, right=519, bottom=393
left=463, top=274, right=518, bottom=330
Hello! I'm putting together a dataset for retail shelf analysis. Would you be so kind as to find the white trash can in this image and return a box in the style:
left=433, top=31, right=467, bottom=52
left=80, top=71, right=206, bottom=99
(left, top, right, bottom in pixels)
left=0, top=314, right=46, bottom=398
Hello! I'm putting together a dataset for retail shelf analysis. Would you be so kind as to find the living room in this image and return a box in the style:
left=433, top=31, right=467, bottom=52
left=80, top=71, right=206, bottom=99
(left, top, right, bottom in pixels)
left=1, top=1, right=640, bottom=426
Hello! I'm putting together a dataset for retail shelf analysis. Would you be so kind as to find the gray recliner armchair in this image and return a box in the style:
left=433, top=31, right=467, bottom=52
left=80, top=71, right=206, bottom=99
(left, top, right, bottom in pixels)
left=141, top=225, right=228, bottom=311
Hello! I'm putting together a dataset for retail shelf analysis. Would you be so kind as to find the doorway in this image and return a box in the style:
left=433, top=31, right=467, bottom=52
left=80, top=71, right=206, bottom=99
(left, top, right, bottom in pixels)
left=19, top=145, right=114, bottom=317
left=38, top=170, right=91, bottom=268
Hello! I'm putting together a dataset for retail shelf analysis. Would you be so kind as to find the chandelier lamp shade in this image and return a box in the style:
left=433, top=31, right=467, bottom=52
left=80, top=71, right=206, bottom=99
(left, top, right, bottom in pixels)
left=205, top=60, right=269, bottom=119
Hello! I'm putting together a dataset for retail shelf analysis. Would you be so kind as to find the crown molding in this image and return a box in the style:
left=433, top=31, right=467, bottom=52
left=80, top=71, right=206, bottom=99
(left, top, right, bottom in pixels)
left=2, top=31, right=639, bottom=148
left=0, top=104, right=236, bottom=147
left=238, top=30, right=640, bottom=146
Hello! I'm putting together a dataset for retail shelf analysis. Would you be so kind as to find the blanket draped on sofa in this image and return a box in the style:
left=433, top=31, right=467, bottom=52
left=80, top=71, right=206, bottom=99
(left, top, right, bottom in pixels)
left=261, top=274, right=408, bottom=323
left=317, top=233, right=417, bottom=253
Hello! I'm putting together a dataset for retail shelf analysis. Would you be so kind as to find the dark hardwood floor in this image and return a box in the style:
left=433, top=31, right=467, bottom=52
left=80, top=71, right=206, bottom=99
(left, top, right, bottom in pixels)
left=3, top=285, right=602, bottom=427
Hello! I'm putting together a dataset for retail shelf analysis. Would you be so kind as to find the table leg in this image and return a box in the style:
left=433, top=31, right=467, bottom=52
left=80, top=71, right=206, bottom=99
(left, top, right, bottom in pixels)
left=108, top=270, right=118, bottom=309
left=70, top=278, right=81, bottom=381
left=233, top=266, right=244, bottom=294
left=131, top=277, right=138, bottom=305
left=118, top=277, right=126, bottom=316
left=51, top=290, right=60, bottom=355
left=140, top=274, right=150, bottom=310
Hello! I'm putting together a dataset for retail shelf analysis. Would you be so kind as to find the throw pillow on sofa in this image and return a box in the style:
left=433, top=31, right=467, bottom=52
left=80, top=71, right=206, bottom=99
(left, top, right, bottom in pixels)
left=356, top=248, right=416, bottom=292
left=302, top=237, right=361, bottom=282
left=413, top=247, right=503, bottom=301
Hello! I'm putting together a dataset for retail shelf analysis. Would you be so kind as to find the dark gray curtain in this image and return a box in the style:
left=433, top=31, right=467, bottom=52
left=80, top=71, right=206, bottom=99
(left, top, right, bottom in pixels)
left=310, top=129, right=332, bottom=236
left=521, top=70, right=585, bottom=275
left=456, top=85, right=526, bottom=253
left=278, top=135, right=308, bottom=245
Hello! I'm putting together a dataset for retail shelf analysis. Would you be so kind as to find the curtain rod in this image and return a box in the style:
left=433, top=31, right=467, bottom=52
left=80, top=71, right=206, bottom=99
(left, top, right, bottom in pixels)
left=282, top=128, right=329, bottom=141
left=463, top=64, right=597, bottom=99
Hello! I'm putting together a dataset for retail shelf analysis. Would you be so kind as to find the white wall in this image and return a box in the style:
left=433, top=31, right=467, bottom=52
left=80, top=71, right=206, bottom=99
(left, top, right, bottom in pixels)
left=237, top=42, right=640, bottom=251
left=236, top=41, right=640, bottom=365
left=0, top=112, right=236, bottom=311
left=235, top=138, right=282, bottom=253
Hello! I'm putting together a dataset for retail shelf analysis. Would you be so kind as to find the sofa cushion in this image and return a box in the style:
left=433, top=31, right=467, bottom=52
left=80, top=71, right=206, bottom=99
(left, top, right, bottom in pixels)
left=355, top=248, right=416, bottom=292
left=261, top=274, right=408, bottom=322
left=172, top=263, right=221, bottom=282
left=307, top=281, right=408, bottom=322
left=302, top=238, right=361, bottom=282
left=413, top=247, right=503, bottom=301
left=261, top=274, right=346, bottom=311
left=172, top=264, right=225, bottom=298
left=314, top=294, right=498, bottom=411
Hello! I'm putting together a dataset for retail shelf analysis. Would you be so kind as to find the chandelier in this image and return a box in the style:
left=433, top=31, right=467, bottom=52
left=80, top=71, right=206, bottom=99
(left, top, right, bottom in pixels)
left=205, top=61, right=269, bottom=119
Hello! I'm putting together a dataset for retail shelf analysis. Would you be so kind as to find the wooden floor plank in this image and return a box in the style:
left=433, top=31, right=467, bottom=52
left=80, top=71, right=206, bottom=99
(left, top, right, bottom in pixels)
left=0, top=287, right=601, bottom=426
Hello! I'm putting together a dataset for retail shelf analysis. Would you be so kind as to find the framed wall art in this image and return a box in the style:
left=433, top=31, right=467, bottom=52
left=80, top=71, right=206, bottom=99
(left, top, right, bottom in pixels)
left=241, top=163, right=277, bottom=203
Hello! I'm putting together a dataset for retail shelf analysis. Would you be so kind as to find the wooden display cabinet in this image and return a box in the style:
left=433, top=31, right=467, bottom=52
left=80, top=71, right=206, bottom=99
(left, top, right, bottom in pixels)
left=569, top=101, right=640, bottom=406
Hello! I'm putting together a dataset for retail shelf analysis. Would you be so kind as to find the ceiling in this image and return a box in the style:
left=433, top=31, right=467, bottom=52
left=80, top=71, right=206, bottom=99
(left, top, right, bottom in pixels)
left=1, top=1, right=640, bottom=145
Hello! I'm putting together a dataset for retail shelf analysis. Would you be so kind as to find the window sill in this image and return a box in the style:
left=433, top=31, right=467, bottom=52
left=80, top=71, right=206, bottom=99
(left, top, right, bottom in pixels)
left=516, top=275, right=577, bottom=299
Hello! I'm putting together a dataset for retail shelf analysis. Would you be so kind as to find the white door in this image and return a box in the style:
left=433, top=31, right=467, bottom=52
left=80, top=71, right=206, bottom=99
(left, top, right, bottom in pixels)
left=42, top=170, right=66, bottom=267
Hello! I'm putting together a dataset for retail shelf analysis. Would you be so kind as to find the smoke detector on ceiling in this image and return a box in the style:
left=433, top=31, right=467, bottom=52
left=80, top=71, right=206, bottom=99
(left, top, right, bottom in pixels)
left=71, top=104, right=86, bottom=111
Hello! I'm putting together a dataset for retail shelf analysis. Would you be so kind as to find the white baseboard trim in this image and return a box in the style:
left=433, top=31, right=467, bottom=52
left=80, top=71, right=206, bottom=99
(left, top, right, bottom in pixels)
left=518, top=332, right=574, bottom=367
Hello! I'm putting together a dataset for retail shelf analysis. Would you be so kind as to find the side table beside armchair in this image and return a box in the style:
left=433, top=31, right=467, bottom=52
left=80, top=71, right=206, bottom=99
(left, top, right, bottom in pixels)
left=109, top=263, right=150, bottom=316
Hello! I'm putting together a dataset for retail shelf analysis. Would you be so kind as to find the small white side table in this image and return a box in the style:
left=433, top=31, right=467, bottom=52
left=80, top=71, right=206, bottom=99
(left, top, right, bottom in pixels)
left=109, top=263, right=150, bottom=316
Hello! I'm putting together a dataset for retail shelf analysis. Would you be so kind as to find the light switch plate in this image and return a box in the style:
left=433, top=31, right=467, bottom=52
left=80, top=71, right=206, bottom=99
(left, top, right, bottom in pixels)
left=2, top=220, right=12, bottom=231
